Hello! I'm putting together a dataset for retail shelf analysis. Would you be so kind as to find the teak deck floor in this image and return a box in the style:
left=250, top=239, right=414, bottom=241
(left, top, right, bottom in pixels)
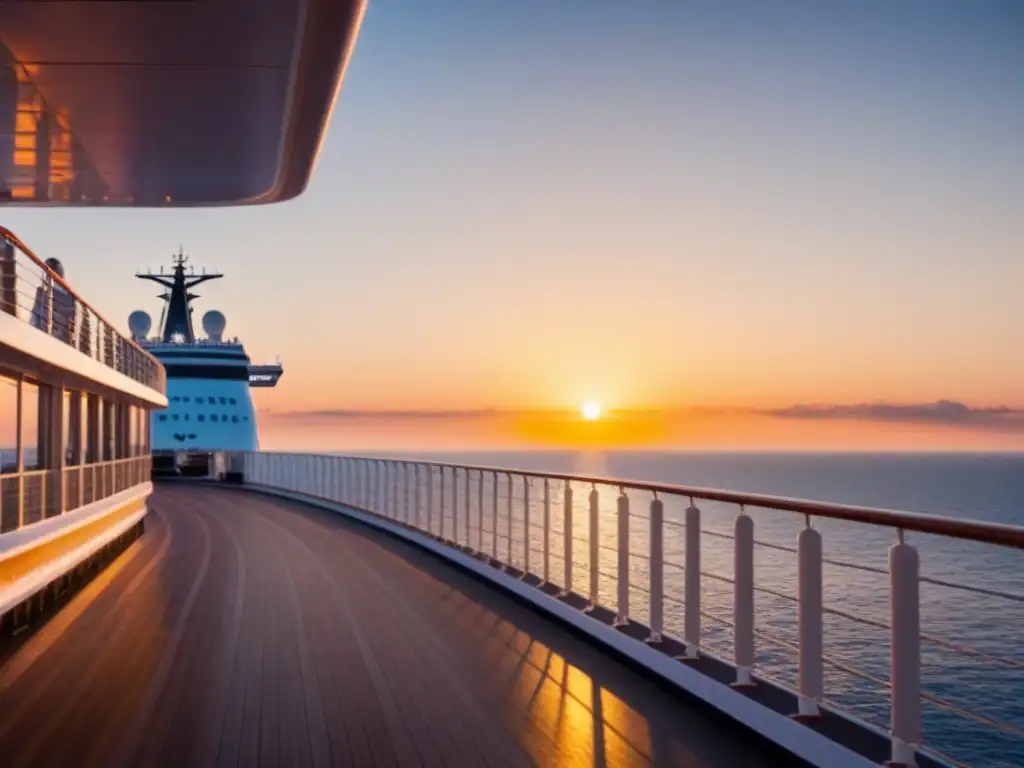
left=0, top=485, right=778, bottom=767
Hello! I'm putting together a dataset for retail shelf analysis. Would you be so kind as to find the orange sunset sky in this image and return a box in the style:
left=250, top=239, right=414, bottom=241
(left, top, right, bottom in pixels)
left=3, top=2, right=1022, bottom=453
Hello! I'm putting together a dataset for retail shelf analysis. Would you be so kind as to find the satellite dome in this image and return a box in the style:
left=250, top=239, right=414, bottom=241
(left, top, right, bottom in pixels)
left=128, top=310, right=152, bottom=339
left=202, top=310, right=226, bottom=341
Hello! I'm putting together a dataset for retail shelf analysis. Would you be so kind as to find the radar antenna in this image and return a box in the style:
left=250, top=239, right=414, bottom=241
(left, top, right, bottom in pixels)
left=136, top=246, right=223, bottom=343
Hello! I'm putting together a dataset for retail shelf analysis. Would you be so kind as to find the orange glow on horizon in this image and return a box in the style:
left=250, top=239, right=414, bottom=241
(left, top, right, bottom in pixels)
left=252, top=406, right=1024, bottom=453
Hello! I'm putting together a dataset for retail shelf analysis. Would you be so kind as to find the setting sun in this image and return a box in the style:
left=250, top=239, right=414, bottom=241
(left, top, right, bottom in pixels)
left=581, top=401, right=602, bottom=421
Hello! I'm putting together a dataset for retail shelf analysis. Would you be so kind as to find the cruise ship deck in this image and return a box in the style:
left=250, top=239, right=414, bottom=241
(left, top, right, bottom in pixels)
left=0, top=484, right=773, bottom=768
left=1, top=4, right=1022, bottom=766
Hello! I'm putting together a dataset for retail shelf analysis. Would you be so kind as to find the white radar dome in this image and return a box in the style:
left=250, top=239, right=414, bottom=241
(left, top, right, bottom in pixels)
left=202, top=310, right=226, bottom=341
left=128, top=310, right=152, bottom=339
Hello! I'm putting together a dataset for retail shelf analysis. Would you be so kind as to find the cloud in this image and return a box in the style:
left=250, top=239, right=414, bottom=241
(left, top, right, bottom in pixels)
left=270, top=408, right=496, bottom=420
left=767, top=400, right=1023, bottom=430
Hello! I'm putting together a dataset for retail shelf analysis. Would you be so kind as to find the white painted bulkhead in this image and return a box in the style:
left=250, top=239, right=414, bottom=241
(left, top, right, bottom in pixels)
left=146, top=344, right=259, bottom=452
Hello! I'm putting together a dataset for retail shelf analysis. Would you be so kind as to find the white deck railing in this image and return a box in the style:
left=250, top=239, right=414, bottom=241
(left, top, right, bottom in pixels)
left=235, top=451, right=1024, bottom=768
left=0, top=227, right=165, bottom=393
left=0, top=456, right=153, bottom=534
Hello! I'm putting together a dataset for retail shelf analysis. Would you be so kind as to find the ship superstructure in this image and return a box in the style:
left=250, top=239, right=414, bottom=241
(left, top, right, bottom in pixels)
left=131, top=250, right=282, bottom=469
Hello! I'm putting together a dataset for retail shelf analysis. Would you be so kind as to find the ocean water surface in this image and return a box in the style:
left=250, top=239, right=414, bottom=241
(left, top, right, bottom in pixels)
left=352, top=450, right=1024, bottom=767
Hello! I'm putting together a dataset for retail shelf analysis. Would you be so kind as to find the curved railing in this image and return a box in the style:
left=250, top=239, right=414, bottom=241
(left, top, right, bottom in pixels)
left=0, top=227, right=165, bottom=393
left=237, top=451, right=1024, bottom=768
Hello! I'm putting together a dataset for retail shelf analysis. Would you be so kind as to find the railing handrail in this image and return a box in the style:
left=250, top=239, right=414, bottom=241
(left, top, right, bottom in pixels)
left=0, top=226, right=162, bottom=370
left=307, top=452, right=1024, bottom=550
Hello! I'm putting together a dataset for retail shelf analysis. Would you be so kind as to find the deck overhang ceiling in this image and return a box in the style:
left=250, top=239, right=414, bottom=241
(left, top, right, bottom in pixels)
left=0, top=0, right=366, bottom=206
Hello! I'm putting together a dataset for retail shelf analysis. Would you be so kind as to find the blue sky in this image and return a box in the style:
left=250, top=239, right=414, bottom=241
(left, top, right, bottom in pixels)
left=3, top=1, right=1022, bottom=445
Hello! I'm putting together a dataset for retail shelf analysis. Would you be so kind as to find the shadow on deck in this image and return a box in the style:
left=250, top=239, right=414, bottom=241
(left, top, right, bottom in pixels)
left=0, top=485, right=780, bottom=767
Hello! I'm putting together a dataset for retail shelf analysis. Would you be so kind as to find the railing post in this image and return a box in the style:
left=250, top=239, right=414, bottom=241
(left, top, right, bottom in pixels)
left=542, top=478, right=551, bottom=583
left=477, top=470, right=484, bottom=553
left=506, top=473, right=513, bottom=568
left=523, top=477, right=531, bottom=574
left=615, top=490, right=629, bottom=626
left=427, top=467, right=435, bottom=536
left=561, top=481, right=573, bottom=595
left=890, top=530, right=921, bottom=767
left=647, top=496, right=663, bottom=643
left=464, top=467, right=471, bottom=547
left=403, top=462, right=410, bottom=523
left=439, top=466, right=446, bottom=540
left=587, top=485, right=599, bottom=610
left=684, top=500, right=701, bottom=658
left=452, top=467, right=460, bottom=545
left=491, top=471, right=498, bottom=560
left=797, top=520, right=823, bottom=717
left=414, top=464, right=421, bottom=528
left=733, top=508, right=755, bottom=687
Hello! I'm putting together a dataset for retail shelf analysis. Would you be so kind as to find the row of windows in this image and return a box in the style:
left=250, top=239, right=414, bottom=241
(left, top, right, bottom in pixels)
left=158, top=413, right=249, bottom=424
left=170, top=395, right=237, bottom=406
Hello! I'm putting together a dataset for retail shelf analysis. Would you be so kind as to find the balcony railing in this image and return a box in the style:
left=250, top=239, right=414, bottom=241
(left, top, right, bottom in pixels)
left=0, top=227, right=165, bottom=393
left=237, top=451, right=1024, bottom=768
left=0, top=455, right=152, bottom=533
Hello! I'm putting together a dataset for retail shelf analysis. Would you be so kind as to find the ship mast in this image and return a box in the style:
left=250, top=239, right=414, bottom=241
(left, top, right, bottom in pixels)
left=136, top=247, right=223, bottom=343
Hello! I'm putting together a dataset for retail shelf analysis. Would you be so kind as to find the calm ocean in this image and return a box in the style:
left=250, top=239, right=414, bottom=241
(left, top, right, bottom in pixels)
left=363, top=450, right=1024, bottom=767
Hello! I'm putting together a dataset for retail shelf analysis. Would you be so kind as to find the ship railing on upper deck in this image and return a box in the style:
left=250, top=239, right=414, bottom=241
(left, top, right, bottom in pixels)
left=0, top=227, right=165, bottom=393
left=233, top=451, right=1024, bottom=768
left=1, top=455, right=152, bottom=533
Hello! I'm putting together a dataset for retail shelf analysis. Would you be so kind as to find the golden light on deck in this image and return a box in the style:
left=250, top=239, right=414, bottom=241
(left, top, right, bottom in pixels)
left=581, top=401, right=602, bottom=421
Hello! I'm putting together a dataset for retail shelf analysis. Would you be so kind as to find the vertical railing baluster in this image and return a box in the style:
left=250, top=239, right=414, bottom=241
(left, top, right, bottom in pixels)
left=684, top=499, right=701, bottom=658
left=647, top=495, right=663, bottom=644
left=414, top=464, right=421, bottom=529
left=733, top=506, right=755, bottom=687
left=797, top=517, right=823, bottom=717
left=523, top=477, right=531, bottom=575
left=477, top=470, right=484, bottom=553
left=491, top=471, right=498, bottom=560
left=452, top=467, right=459, bottom=545
left=615, top=489, right=629, bottom=626
left=403, top=463, right=410, bottom=523
left=440, top=466, right=446, bottom=540
left=506, top=473, right=513, bottom=568
left=426, top=466, right=434, bottom=536
left=890, top=529, right=921, bottom=767
left=464, top=466, right=471, bottom=548
left=561, top=480, right=573, bottom=595
left=389, top=461, right=396, bottom=518
left=587, top=484, right=599, bottom=610
left=372, top=462, right=380, bottom=512
left=542, top=478, right=551, bottom=583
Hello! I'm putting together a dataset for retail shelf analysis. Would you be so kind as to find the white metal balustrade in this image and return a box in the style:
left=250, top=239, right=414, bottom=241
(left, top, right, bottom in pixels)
left=234, top=451, right=1024, bottom=768
left=0, top=227, right=166, bottom=393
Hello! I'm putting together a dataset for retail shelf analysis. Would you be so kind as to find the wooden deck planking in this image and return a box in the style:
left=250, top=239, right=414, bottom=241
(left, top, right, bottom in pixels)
left=0, top=484, right=780, bottom=767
